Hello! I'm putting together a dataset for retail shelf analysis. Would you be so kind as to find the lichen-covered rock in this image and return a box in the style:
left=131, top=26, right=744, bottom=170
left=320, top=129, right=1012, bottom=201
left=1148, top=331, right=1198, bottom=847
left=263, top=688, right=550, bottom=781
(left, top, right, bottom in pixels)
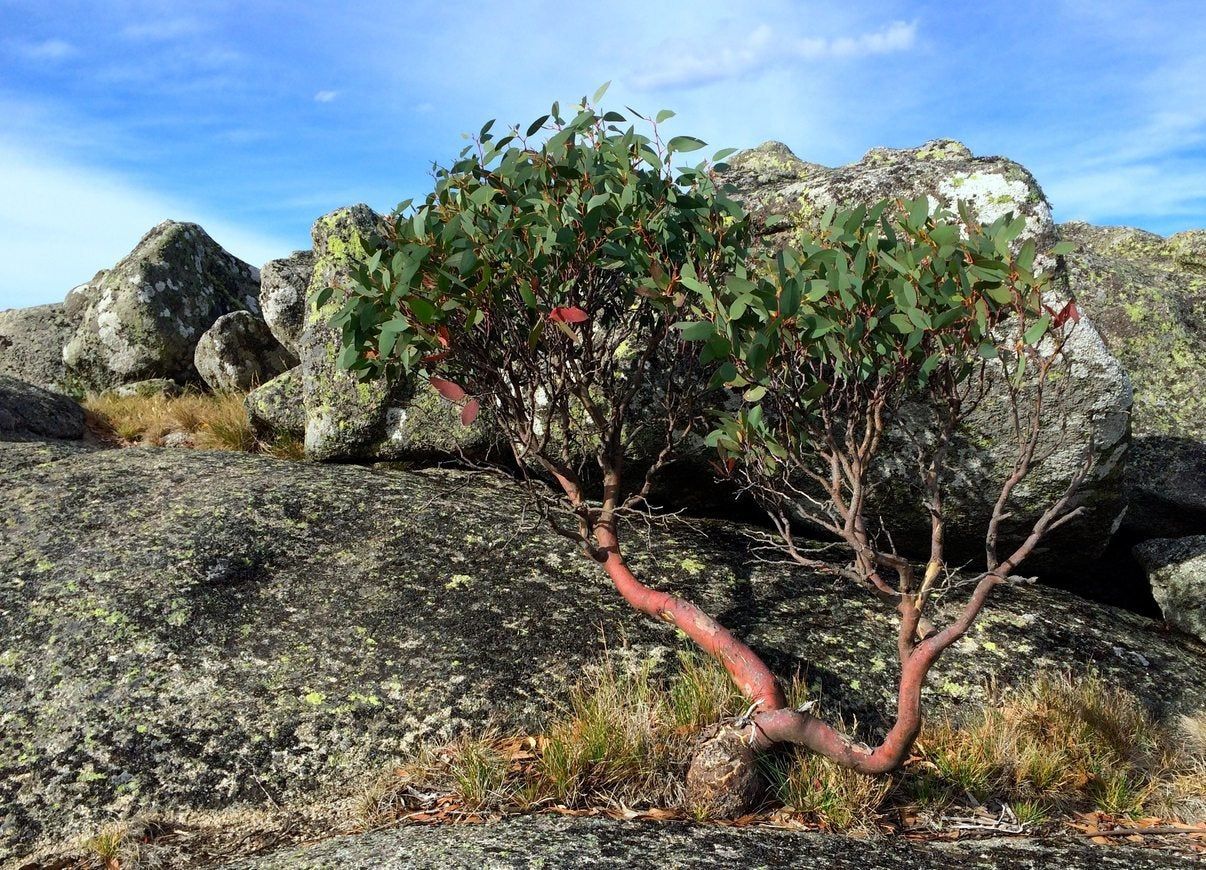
left=194, top=311, right=296, bottom=393
left=260, top=250, right=316, bottom=356
left=1059, top=222, right=1204, bottom=441
left=220, top=814, right=1195, bottom=870
left=108, top=378, right=182, bottom=399
left=723, top=139, right=1057, bottom=251
left=298, top=205, right=410, bottom=461
left=246, top=367, right=306, bottom=437
left=0, top=375, right=85, bottom=441
left=1, top=448, right=1203, bottom=861
left=1134, top=536, right=1206, bottom=643
left=61, top=222, right=261, bottom=392
left=0, top=273, right=101, bottom=394
left=0, top=303, right=79, bottom=394
left=1057, top=222, right=1206, bottom=539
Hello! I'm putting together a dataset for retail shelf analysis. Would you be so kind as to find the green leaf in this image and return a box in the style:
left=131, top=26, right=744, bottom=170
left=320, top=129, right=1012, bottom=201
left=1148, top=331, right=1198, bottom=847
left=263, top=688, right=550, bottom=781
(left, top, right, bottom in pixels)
left=592, top=81, right=612, bottom=103
left=586, top=192, right=610, bottom=212
left=673, top=320, right=716, bottom=341
left=743, top=385, right=767, bottom=402
left=1051, top=241, right=1076, bottom=256
left=1022, top=314, right=1051, bottom=345
left=526, top=115, right=550, bottom=136
left=667, top=135, right=706, bottom=153
left=655, top=109, right=676, bottom=124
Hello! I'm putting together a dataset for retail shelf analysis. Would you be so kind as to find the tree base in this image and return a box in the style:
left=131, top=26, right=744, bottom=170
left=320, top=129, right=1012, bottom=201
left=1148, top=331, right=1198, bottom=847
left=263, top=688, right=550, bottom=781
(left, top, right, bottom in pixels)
left=685, top=725, right=761, bottom=818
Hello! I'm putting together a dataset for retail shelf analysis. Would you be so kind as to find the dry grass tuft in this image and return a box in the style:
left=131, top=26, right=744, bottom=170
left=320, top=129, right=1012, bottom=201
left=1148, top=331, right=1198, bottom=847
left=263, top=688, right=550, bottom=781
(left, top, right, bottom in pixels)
left=358, top=649, right=746, bottom=829
left=910, top=672, right=1204, bottom=821
left=764, top=745, right=891, bottom=832
left=84, top=390, right=301, bottom=458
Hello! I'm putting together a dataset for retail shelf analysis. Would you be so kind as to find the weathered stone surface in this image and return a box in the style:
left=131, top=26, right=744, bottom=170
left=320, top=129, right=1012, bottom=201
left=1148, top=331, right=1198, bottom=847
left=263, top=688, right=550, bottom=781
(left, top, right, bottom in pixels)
left=0, top=301, right=82, bottom=395
left=1059, top=222, right=1204, bottom=441
left=298, top=205, right=410, bottom=461
left=195, top=311, right=296, bottom=393
left=260, top=250, right=316, bottom=356
left=219, top=815, right=1195, bottom=870
left=108, top=377, right=182, bottom=399
left=1134, top=535, right=1206, bottom=643
left=1058, top=222, right=1206, bottom=540
left=246, top=368, right=306, bottom=437
left=723, top=139, right=1057, bottom=251
left=61, top=222, right=261, bottom=392
left=0, top=375, right=85, bottom=441
left=1, top=448, right=1203, bottom=861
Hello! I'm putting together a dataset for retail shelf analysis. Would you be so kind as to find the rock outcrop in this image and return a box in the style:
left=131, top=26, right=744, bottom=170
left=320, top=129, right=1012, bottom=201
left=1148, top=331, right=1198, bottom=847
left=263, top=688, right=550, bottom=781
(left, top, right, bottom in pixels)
left=2, top=447, right=1204, bottom=861
left=194, top=311, right=296, bottom=393
left=297, top=204, right=411, bottom=461
left=1058, top=222, right=1206, bottom=539
left=0, top=300, right=84, bottom=395
left=0, top=376, right=85, bottom=441
left=1134, top=535, right=1206, bottom=643
left=723, top=138, right=1057, bottom=251
left=259, top=250, right=316, bottom=356
left=61, top=222, right=261, bottom=392
left=246, top=368, right=306, bottom=437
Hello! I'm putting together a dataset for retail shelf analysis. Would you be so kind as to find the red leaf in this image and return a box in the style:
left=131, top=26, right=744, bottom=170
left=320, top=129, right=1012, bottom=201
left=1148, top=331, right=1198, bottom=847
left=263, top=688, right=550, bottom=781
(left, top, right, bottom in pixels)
left=436, top=326, right=451, bottom=348
left=429, top=376, right=466, bottom=402
left=421, top=351, right=450, bottom=364
left=460, top=398, right=480, bottom=426
left=1053, top=299, right=1080, bottom=327
left=549, top=306, right=589, bottom=324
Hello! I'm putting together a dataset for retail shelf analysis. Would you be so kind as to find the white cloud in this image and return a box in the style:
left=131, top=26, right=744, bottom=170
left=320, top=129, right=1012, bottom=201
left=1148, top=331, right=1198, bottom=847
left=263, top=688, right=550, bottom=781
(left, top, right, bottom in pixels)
left=629, top=20, right=916, bottom=91
left=13, top=38, right=76, bottom=61
left=0, top=143, right=297, bottom=310
left=314, top=90, right=339, bottom=103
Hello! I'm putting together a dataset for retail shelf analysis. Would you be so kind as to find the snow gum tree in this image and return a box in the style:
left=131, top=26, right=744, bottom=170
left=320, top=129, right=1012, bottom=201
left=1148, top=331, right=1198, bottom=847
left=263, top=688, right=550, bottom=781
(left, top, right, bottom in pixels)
left=333, top=91, right=1092, bottom=811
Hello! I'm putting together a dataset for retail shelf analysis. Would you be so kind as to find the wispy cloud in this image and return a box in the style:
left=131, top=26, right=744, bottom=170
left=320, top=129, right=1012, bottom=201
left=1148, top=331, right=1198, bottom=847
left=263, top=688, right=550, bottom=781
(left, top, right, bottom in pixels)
left=314, top=90, right=339, bottom=103
left=11, top=38, right=76, bottom=61
left=629, top=20, right=916, bottom=90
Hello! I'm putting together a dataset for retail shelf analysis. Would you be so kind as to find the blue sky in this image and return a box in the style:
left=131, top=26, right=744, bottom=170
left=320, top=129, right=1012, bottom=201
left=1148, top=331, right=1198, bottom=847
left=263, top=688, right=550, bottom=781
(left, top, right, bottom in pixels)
left=2, top=0, right=1204, bottom=308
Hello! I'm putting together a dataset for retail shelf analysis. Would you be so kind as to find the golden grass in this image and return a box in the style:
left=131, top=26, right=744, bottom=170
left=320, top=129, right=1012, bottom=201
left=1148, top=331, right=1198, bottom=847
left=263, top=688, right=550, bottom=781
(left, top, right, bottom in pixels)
left=909, top=672, right=1206, bottom=822
left=84, top=390, right=304, bottom=459
left=367, top=656, right=1206, bottom=836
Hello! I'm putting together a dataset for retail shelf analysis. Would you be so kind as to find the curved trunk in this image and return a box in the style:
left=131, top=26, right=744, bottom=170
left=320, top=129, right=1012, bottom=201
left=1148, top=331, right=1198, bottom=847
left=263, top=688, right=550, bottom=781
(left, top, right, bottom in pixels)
left=592, top=524, right=787, bottom=712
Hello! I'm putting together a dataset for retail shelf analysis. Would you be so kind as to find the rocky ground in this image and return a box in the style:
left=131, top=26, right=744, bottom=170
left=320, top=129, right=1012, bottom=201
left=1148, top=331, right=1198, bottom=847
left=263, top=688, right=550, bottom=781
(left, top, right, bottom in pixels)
left=3, top=444, right=1205, bottom=866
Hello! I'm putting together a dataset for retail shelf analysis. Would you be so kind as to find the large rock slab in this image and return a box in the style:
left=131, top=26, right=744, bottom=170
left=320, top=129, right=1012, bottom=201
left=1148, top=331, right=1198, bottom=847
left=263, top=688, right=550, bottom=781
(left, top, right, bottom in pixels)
left=220, top=815, right=1194, bottom=870
left=61, top=222, right=261, bottom=392
left=1058, top=222, right=1206, bottom=539
left=1, top=448, right=1203, bottom=862
left=0, top=375, right=85, bottom=441
left=194, top=311, right=296, bottom=393
left=1134, top=535, right=1206, bottom=643
left=0, top=303, right=80, bottom=395
left=723, top=138, right=1057, bottom=251
left=298, top=205, right=411, bottom=460
left=260, top=250, right=316, bottom=356
left=721, top=141, right=1130, bottom=567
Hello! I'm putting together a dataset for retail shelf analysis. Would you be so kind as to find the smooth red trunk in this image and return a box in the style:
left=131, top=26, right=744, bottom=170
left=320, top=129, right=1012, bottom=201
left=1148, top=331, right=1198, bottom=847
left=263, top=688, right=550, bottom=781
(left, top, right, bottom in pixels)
left=593, top=525, right=787, bottom=712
